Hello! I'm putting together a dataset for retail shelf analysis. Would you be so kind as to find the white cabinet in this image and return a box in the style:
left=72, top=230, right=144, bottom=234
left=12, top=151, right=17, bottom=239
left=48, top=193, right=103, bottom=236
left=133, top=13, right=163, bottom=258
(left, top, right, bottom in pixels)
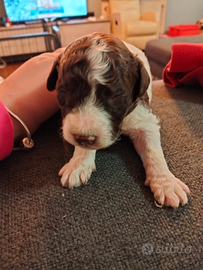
left=56, top=18, right=111, bottom=47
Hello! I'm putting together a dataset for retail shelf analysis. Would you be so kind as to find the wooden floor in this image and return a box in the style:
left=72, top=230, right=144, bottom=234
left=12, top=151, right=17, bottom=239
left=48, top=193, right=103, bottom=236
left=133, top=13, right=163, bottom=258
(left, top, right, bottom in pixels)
left=0, top=62, right=24, bottom=79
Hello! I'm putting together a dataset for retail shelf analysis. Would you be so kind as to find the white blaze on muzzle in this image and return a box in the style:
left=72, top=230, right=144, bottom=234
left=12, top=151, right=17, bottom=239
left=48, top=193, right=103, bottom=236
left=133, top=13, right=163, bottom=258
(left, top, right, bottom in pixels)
left=62, top=96, right=116, bottom=150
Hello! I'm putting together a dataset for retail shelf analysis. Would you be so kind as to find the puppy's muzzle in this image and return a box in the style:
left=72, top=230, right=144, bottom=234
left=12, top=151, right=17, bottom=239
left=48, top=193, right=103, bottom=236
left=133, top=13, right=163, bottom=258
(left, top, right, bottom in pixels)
left=73, top=134, right=97, bottom=147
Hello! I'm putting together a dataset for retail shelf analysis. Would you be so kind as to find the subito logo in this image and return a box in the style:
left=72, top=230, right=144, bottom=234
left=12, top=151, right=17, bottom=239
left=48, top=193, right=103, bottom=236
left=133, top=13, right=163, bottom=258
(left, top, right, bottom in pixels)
left=142, top=243, right=154, bottom=255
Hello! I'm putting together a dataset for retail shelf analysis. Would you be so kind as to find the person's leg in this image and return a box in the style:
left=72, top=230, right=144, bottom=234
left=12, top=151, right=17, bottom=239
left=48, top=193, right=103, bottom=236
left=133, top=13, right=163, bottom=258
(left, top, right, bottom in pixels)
left=0, top=48, right=65, bottom=142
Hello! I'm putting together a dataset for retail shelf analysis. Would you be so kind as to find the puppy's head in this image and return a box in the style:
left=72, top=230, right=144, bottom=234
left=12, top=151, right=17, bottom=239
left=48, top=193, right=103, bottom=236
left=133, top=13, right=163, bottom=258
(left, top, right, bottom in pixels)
left=47, top=32, right=150, bottom=149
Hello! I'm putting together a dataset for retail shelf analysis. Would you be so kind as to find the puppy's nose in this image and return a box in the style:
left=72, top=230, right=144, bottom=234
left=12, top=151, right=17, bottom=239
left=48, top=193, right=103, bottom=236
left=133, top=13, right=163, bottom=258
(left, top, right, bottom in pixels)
left=73, top=134, right=96, bottom=146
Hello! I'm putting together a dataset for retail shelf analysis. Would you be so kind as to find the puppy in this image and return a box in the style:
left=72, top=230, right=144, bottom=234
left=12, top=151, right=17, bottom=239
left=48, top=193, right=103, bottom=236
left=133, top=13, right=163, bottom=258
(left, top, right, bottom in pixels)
left=47, top=32, right=190, bottom=208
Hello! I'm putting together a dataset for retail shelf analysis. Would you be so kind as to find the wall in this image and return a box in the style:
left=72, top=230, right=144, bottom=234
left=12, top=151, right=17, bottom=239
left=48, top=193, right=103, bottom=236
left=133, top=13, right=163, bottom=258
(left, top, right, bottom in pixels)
left=165, top=0, right=203, bottom=32
left=87, top=0, right=102, bottom=17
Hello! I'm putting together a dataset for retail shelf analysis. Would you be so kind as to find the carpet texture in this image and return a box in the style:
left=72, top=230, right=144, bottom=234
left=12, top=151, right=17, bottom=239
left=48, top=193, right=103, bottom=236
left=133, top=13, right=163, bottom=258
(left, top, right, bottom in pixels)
left=0, top=80, right=203, bottom=270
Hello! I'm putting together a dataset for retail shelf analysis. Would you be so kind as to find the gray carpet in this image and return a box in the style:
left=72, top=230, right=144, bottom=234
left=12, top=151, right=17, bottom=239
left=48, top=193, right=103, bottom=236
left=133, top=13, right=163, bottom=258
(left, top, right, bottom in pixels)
left=0, top=80, right=203, bottom=270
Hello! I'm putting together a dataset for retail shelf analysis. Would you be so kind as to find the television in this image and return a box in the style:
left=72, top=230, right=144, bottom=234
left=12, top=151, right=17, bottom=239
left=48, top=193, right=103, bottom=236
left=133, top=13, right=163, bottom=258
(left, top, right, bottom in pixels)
left=3, top=0, right=88, bottom=23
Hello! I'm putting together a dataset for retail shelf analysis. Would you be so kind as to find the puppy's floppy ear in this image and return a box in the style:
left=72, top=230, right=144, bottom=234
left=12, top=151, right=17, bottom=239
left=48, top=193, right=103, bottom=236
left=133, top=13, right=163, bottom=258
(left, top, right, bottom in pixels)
left=47, top=54, right=62, bottom=91
left=132, top=56, right=150, bottom=101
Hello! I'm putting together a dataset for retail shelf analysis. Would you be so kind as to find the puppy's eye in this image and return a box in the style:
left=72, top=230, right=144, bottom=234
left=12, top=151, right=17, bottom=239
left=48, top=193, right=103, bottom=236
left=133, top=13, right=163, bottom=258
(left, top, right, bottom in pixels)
left=111, top=93, right=122, bottom=100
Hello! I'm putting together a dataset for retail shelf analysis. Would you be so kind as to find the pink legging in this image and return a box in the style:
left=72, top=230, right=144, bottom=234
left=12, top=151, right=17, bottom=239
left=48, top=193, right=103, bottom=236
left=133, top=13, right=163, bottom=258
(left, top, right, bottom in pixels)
left=0, top=100, right=14, bottom=160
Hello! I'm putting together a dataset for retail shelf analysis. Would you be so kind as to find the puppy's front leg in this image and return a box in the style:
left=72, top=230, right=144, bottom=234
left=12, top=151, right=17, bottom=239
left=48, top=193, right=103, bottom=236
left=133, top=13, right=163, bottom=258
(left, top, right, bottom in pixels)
left=123, top=107, right=190, bottom=208
left=59, top=146, right=96, bottom=188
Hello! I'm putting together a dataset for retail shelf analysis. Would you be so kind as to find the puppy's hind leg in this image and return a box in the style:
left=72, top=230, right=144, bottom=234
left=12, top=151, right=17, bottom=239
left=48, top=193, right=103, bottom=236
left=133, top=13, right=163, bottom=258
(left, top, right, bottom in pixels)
left=59, top=146, right=96, bottom=188
left=123, top=105, right=190, bottom=208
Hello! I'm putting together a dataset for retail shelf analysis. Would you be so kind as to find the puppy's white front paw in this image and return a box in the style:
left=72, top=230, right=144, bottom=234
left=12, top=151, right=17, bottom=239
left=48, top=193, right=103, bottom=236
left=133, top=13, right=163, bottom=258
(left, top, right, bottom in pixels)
left=59, top=148, right=96, bottom=188
left=145, top=176, right=190, bottom=208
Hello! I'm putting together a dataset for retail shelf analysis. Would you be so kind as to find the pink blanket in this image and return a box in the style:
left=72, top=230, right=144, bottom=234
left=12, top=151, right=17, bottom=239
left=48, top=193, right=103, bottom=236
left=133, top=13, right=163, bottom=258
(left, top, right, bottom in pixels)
left=163, top=43, right=203, bottom=87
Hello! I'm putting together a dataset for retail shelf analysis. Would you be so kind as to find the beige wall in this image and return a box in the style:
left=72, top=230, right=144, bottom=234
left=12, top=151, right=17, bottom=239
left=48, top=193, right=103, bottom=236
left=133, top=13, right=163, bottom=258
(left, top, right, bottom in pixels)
left=165, top=0, right=203, bottom=32
left=87, top=0, right=102, bottom=17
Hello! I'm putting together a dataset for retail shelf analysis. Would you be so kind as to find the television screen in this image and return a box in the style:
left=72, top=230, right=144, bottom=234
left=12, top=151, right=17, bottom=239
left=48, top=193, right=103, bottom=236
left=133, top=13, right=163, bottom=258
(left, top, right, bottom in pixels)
left=4, top=0, right=88, bottom=22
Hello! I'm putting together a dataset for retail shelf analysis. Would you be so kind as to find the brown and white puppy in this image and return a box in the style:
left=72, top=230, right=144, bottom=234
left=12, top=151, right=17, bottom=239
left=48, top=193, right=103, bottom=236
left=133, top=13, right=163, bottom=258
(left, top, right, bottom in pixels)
left=47, top=32, right=190, bottom=208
